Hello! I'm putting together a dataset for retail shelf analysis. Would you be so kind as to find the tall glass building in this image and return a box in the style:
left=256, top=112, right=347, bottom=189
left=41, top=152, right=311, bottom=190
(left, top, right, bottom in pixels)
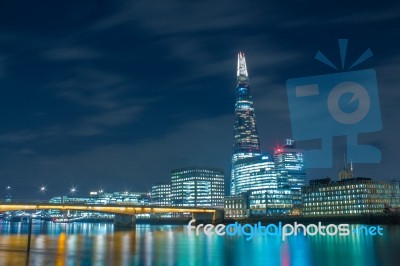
left=274, top=139, right=306, bottom=209
left=231, top=154, right=293, bottom=215
left=171, top=166, right=224, bottom=207
left=230, top=52, right=262, bottom=195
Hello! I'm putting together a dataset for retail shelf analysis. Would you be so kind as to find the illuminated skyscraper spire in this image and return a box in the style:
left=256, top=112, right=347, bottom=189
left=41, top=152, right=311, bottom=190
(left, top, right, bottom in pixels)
left=237, top=52, right=249, bottom=85
left=230, top=52, right=262, bottom=195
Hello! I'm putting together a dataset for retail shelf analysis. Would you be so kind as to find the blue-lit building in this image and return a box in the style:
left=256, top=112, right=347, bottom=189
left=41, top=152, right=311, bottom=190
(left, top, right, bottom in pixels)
left=227, top=153, right=294, bottom=216
left=228, top=137, right=307, bottom=215
left=50, top=191, right=151, bottom=205
left=224, top=188, right=293, bottom=218
left=48, top=191, right=152, bottom=219
left=233, top=154, right=278, bottom=195
left=248, top=188, right=292, bottom=216
left=226, top=53, right=307, bottom=216
left=274, top=139, right=306, bottom=211
left=230, top=52, right=262, bottom=195
left=171, top=166, right=224, bottom=207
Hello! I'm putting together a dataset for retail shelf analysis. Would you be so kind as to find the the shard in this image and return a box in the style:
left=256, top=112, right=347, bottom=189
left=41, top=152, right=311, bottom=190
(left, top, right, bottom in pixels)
left=230, top=52, right=262, bottom=195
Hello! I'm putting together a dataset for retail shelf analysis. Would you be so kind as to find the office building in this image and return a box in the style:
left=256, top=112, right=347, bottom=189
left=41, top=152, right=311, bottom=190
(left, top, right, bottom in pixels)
left=224, top=187, right=293, bottom=218
left=302, top=177, right=400, bottom=215
left=233, top=154, right=278, bottom=195
left=248, top=188, right=292, bottom=216
left=274, top=139, right=306, bottom=209
left=171, top=166, right=224, bottom=207
left=50, top=191, right=150, bottom=205
left=226, top=152, right=294, bottom=217
left=151, top=184, right=171, bottom=205
left=224, top=193, right=249, bottom=219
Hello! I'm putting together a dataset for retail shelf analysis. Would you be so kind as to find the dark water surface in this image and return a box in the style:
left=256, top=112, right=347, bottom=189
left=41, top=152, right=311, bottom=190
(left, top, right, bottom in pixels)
left=0, top=222, right=399, bottom=266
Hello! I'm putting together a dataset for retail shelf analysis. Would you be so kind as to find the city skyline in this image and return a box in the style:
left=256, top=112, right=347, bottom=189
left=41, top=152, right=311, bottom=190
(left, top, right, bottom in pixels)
left=1, top=2, right=400, bottom=199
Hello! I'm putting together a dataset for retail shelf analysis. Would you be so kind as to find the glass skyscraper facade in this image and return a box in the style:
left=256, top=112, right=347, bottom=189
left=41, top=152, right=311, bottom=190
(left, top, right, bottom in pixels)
left=226, top=53, right=306, bottom=216
left=233, top=154, right=278, bottom=194
left=230, top=154, right=294, bottom=215
left=274, top=139, right=306, bottom=209
left=171, top=166, right=224, bottom=207
left=230, top=52, right=261, bottom=195
left=228, top=140, right=306, bottom=215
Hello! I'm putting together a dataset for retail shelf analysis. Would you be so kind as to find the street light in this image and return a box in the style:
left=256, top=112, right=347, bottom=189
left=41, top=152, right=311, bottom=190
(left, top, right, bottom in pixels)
left=38, top=185, right=47, bottom=202
left=6, top=186, right=11, bottom=202
left=70, top=187, right=77, bottom=195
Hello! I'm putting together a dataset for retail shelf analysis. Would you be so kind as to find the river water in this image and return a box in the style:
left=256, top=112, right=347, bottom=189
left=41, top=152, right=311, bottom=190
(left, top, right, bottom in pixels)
left=0, top=221, right=399, bottom=265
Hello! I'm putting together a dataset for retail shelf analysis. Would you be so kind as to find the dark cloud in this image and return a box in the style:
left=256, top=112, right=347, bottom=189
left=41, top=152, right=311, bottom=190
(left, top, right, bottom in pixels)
left=44, top=46, right=101, bottom=61
left=0, top=131, right=38, bottom=143
left=69, top=106, right=143, bottom=137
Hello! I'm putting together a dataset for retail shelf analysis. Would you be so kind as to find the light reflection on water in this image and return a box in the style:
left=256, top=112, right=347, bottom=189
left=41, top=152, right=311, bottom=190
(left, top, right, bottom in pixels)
left=0, top=222, right=399, bottom=266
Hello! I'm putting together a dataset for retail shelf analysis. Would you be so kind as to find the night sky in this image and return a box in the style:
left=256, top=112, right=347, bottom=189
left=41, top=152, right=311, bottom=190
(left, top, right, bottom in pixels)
left=1, top=1, right=399, bottom=199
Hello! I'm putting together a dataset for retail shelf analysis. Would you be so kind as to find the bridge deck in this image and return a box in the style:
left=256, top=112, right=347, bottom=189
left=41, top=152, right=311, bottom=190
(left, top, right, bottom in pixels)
left=0, top=202, right=222, bottom=215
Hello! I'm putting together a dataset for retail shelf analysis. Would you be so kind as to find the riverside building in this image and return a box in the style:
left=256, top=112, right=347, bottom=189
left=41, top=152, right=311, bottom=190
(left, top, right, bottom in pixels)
left=171, top=166, right=224, bottom=207
left=302, top=177, right=400, bottom=215
left=151, top=184, right=171, bottom=205
left=274, top=139, right=306, bottom=212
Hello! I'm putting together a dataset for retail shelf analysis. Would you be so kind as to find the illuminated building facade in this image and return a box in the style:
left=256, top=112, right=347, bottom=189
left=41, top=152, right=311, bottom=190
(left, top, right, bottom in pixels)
left=302, top=177, right=400, bottom=215
left=151, top=184, right=171, bottom=205
left=233, top=154, right=278, bottom=194
left=230, top=52, right=262, bottom=195
left=274, top=139, right=306, bottom=208
left=48, top=191, right=152, bottom=218
left=171, top=166, right=224, bottom=207
left=224, top=193, right=249, bottom=219
left=50, top=191, right=151, bottom=205
left=248, top=188, right=292, bottom=215
left=228, top=153, right=293, bottom=216
left=224, top=187, right=293, bottom=218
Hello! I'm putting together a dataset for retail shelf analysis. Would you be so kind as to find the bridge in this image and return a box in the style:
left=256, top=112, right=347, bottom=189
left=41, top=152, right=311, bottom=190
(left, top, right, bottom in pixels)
left=0, top=202, right=224, bottom=226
